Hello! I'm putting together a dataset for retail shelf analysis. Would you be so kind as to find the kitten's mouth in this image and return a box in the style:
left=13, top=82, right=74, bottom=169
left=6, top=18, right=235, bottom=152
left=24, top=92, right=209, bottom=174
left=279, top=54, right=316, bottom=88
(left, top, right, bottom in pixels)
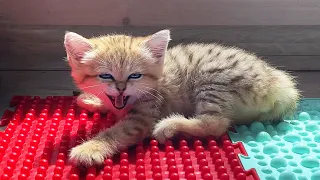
left=107, top=94, right=130, bottom=110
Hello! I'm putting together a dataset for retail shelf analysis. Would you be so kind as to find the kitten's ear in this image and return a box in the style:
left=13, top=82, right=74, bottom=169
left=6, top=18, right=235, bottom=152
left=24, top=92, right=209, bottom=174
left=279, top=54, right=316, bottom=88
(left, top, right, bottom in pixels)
left=145, top=29, right=171, bottom=62
left=64, top=31, right=92, bottom=66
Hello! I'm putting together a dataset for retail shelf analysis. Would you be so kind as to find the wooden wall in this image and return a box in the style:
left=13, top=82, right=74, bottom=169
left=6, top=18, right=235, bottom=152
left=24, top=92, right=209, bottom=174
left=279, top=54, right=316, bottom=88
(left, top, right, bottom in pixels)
left=1, top=0, right=320, bottom=113
left=2, top=0, right=320, bottom=26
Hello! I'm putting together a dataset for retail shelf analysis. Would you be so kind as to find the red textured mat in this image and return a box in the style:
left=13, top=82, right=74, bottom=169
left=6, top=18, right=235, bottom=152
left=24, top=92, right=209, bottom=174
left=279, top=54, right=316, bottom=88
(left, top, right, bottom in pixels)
left=0, top=96, right=259, bottom=180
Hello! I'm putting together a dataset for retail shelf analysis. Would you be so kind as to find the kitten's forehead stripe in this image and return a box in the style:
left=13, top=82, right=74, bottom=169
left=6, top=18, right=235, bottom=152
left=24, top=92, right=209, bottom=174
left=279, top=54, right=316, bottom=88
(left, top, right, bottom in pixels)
left=129, top=36, right=133, bottom=50
left=87, top=35, right=155, bottom=76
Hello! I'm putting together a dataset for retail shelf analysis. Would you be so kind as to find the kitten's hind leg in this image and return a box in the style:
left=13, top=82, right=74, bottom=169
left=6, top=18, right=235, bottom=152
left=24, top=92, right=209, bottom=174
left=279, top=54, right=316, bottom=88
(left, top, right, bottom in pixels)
left=153, top=113, right=230, bottom=143
left=153, top=93, right=231, bottom=143
left=153, top=114, right=200, bottom=143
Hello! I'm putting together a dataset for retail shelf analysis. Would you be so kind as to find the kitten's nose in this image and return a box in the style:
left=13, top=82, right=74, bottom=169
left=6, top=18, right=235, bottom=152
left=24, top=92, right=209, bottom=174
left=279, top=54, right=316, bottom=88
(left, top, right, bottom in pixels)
left=116, top=82, right=126, bottom=93
left=116, top=87, right=126, bottom=93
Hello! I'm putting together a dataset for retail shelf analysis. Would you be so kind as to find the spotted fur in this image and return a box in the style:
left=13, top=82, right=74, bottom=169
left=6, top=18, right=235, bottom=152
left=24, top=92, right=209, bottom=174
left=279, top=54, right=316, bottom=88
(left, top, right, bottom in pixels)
left=64, top=30, right=300, bottom=166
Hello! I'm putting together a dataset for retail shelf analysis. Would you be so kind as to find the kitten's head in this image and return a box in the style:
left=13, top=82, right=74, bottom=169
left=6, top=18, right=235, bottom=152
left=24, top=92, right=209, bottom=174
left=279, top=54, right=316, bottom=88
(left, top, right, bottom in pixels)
left=64, top=30, right=171, bottom=110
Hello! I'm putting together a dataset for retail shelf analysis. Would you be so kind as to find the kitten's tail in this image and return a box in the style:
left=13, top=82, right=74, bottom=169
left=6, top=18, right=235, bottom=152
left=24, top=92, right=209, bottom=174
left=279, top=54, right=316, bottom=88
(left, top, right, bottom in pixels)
left=152, top=114, right=230, bottom=143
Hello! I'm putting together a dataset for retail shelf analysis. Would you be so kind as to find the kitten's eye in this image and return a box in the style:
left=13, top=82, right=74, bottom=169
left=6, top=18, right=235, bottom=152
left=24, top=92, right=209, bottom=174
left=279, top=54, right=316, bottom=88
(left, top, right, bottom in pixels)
left=98, top=74, right=114, bottom=80
left=128, top=73, right=142, bottom=79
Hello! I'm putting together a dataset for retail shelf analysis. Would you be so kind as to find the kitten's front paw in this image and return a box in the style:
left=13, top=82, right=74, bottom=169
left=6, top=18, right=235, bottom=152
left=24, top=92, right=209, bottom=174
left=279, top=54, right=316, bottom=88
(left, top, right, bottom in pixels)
left=69, top=140, right=116, bottom=166
left=152, top=120, right=177, bottom=144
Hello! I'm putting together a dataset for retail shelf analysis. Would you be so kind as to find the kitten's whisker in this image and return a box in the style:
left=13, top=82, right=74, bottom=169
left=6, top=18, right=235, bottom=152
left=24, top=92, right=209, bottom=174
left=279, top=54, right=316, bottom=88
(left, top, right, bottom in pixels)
left=81, top=83, right=104, bottom=90
left=137, top=85, right=165, bottom=103
left=89, top=90, right=105, bottom=100
left=69, top=82, right=105, bottom=106
left=139, top=89, right=164, bottom=105
left=95, top=90, right=105, bottom=98
left=137, top=89, right=161, bottom=113
left=135, top=90, right=144, bottom=106
left=70, top=96, right=79, bottom=106
left=69, top=88, right=105, bottom=107
left=136, top=83, right=163, bottom=95
left=141, top=86, right=163, bottom=97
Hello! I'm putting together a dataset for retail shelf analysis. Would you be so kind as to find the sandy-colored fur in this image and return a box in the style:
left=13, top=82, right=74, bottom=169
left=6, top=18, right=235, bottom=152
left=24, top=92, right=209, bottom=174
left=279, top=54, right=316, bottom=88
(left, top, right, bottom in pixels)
left=64, top=30, right=300, bottom=166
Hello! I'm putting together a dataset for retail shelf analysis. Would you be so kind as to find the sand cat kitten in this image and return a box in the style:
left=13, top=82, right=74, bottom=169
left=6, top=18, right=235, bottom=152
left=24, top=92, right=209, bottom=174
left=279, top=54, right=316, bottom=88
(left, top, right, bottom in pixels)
left=64, top=30, right=300, bottom=166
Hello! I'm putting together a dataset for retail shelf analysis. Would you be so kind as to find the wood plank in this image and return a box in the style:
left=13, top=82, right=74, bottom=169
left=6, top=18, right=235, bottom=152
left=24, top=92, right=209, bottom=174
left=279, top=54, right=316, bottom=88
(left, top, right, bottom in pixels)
left=2, top=0, right=320, bottom=25
left=1, top=25, right=319, bottom=71
left=1, top=40, right=320, bottom=56
left=262, top=56, right=320, bottom=71
left=1, top=54, right=319, bottom=71
left=0, top=71, right=319, bottom=98
left=291, top=71, right=320, bottom=98
left=2, top=25, right=320, bottom=56
left=129, top=0, right=320, bottom=26
left=2, top=25, right=320, bottom=44
left=0, top=0, right=128, bottom=26
left=0, top=54, right=68, bottom=70
left=235, top=43, right=320, bottom=56
left=0, top=71, right=75, bottom=95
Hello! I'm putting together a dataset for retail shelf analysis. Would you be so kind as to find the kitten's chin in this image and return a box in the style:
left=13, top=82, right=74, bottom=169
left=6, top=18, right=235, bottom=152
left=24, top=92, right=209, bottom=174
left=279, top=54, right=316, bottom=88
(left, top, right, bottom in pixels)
left=106, top=94, right=130, bottom=110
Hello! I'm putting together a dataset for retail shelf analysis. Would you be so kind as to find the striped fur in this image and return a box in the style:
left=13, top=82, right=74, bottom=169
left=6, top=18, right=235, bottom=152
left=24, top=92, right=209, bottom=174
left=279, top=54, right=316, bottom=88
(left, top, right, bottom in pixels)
left=64, top=30, right=300, bottom=166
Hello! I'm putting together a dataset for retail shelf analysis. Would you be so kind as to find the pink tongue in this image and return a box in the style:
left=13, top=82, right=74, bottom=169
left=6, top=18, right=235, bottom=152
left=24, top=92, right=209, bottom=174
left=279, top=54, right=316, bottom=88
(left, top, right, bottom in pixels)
left=115, top=95, right=124, bottom=108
